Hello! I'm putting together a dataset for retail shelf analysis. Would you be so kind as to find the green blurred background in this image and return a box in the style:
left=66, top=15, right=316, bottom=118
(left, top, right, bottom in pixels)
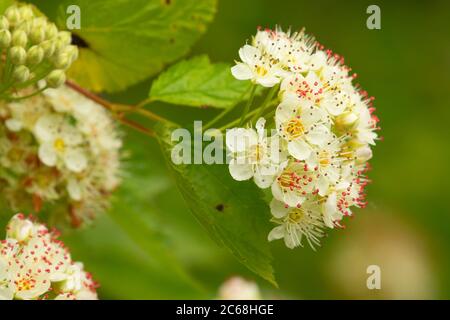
left=2, top=0, right=450, bottom=299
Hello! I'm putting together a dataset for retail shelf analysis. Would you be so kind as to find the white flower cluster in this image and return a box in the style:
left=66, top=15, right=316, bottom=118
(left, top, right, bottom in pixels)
left=0, top=3, right=78, bottom=93
left=228, top=27, right=379, bottom=249
left=0, top=213, right=98, bottom=300
left=0, top=84, right=121, bottom=226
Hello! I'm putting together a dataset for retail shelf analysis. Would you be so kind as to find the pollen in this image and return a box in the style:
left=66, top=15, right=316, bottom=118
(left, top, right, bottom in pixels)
left=284, top=118, right=305, bottom=139
left=53, top=138, right=65, bottom=152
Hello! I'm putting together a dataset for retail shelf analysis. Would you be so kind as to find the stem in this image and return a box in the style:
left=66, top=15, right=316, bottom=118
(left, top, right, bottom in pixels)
left=204, top=84, right=254, bottom=130
left=66, top=80, right=113, bottom=109
left=112, top=114, right=155, bottom=137
left=239, top=84, right=256, bottom=126
left=112, top=104, right=177, bottom=126
left=135, top=97, right=153, bottom=109
left=252, top=83, right=279, bottom=122
left=0, top=51, right=13, bottom=94
left=219, top=98, right=278, bottom=131
left=1, top=86, right=48, bottom=101
left=203, top=104, right=233, bottom=130
left=66, top=80, right=178, bottom=128
left=15, top=65, right=53, bottom=89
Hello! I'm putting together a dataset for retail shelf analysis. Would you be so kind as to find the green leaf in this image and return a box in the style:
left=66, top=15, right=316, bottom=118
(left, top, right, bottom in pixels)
left=156, top=123, right=276, bottom=285
left=150, top=55, right=253, bottom=108
left=30, top=0, right=217, bottom=92
left=62, top=214, right=207, bottom=299
left=0, top=0, right=13, bottom=13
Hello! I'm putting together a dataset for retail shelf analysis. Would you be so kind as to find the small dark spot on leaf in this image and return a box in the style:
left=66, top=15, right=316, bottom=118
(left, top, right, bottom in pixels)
left=200, top=105, right=210, bottom=109
left=71, top=33, right=89, bottom=48
left=164, top=0, right=171, bottom=5
left=215, top=204, right=225, bottom=212
left=169, top=38, right=175, bottom=44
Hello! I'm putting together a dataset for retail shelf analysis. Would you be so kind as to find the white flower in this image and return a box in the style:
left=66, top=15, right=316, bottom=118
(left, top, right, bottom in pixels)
left=34, top=114, right=87, bottom=173
left=0, top=214, right=98, bottom=300
left=226, top=118, right=282, bottom=188
left=271, top=159, right=318, bottom=207
left=268, top=198, right=325, bottom=249
left=323, top=181, right=362, bottom=228
left=276, top=93, right=331, bottom=160
left=231, top=44, right=284, bottom=87
left=281, top=71, right=324, bottom=104
left=304, top=137, right=344, bottom=196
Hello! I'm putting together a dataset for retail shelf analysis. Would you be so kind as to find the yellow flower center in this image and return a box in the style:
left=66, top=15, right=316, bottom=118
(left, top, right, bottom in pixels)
left=249, top=144, right=263, bottom=162
left=16, top=276, right=36, bottom=291
left=318, top=150, right=330, bottom=167
left=284, top=118, right=305, bottom=140
left=256, top=65, right=268, bottom=76
left=53, top=138, right=65, bottom=152
left=288, top=208, right=305, bottom=223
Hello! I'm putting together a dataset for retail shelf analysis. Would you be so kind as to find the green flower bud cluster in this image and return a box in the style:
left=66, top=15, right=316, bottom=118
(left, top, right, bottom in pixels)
left=0, top=3, right=79, bottom=99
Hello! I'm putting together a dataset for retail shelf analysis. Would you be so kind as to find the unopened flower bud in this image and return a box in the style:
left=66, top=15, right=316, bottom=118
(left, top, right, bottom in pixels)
left=27, top=45, right=44, bottom=65
left=45, top=23, right=58, bottom=39
left=339, top=112, right=358, bottom=125
left=16, top=20, right=31, bottom=34
left=355, top=146, right=373, bottom=162
left=0, top=15, right=9, bottom=29
left=12, top=29, right=27, bottom=47
left=54, top=38, right=67, bottom=54
left=5, top=6, right=20, bottom=26
left=18, top=5, right=34, bottom=21
left=46, top=69, right=66, bottom=88
left=65, top=45, right=78, bottom=63
left=29, top=25, right=45, bottom=44
left=0, top=29, right=11, bottom=48
left=54, top=52, right=72, bottom=69
left=40, top=39, right=56, bottom=57
left=10, top=46, right=27, bottom=65
left=12, top=65, right=30, bottom=83
left=6, top=214, right=34, bottom=242
left=57, top=31, right=72, bottom=45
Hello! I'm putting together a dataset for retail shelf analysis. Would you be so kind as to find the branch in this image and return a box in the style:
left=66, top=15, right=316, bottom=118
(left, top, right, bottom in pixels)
left=66, top=80, right=113, bottom=110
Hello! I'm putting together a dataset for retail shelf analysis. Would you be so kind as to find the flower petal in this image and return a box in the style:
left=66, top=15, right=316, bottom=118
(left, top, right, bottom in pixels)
left=323, top=192, right=337, bottom=228
left=288, top=139, right=311, bottom=160
left=268, top=225, right=285, bottom=241
left=226, top=128, right=257, bottom=153
left=306, top=124, right=330, bottom=146
left=64, top=148, right=87, bottom=173
left=229, top=161, right=253, bottom=181
left=238, top=44, right=259, bottom=64
left=67, top=178, right=82, bottom=201
left=257, top=75, right=280, bottom=87
left=38, top=142, right=57, bottom=167
left=34, top=114, right=61, bottom=142
left=253, top=171, right=274, bottom=189
left=270, top=198, right=289, bottom=218
left=231, top=63, right=253, bottom=80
